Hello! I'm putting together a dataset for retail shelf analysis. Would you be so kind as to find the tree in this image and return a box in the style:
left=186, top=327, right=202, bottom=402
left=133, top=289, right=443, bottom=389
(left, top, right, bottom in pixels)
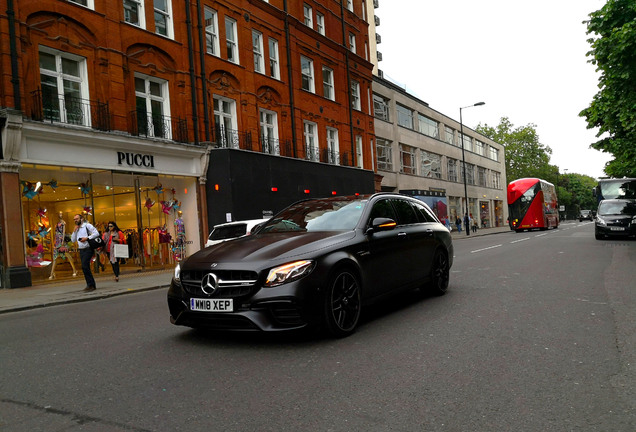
left=580, top=0, right=636, bottom=177
left=475, top=117, right=554, bottom=184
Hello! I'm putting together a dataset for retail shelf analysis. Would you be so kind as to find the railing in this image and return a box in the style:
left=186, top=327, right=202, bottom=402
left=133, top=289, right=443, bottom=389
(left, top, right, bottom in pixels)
left=212, top=125, right=251, bottom=149
left=260, top=136, right=280, bottom=155
left=321, top=148, right=340, bottom=165
left=305, top=144, right=320, bottom=162
left=30, top=89, right=110, bottom=131
left=130, top=110, right=188, bottom=143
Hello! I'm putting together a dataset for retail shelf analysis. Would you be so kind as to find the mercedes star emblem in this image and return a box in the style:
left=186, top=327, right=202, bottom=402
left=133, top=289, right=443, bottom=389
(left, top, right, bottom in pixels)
left=201, top=273, right=218, bottom=295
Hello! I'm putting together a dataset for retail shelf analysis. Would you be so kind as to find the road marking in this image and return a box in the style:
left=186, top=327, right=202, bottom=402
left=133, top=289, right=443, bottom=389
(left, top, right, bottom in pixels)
left=510, top=238, right=530, bottom=244
left=535, top=233, right=548, bottom=237
left=471, top=244, right=502, bottom=253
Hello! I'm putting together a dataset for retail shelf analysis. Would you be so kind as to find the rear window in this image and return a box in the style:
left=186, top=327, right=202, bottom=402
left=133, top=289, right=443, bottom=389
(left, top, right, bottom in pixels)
left=209, top=224, right=247, bottom=241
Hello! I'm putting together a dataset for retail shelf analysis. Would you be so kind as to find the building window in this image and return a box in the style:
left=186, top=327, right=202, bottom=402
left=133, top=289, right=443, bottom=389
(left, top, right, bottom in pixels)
left=461, top=162, right=475, bottom=185
left=316, top=13, right=325, bottom=35
left=135, top=74, right=171, bottom=139
left=492, top=171, right=501, bottom=189
left=373, top=94, right=390, bottom=121
left=124, top=0, right=145, bottom=28
left=39, top=47, right=89, bottom=126
left=213, top=95, right=238, bottom=148
left=304, top=121, right=319, bottom=161
left=444, top=126, right=457, bottom=146
left=348, top=33, right=356, bottom=54
left=475, top=140, right=485, bottom=156
left=326, top=127, right=339, bottom=164
left=204, top=7, right=219, bottom=56
left=356, top=135, right=363, bottom=168
left=420, top=150, right=442, bottom=178
left=418, top=114, right=439, bottom=138
left=376, top=138, right=393, bottom=171
left=462, top=134, right=472, bottom=152
left=153, top=0, right=172, bottom=38
left=322, top=67, right=334, bottom=101
left=269, top=38, right=280, bottom=79
left=252, top=31, right=264, bottom=74
left=397, top=104, right=413, bottom=129
left=489, top=146, right=499, bottom=162
left=69, top=0, right=94, bottom=9
left=346, top=0, right=354, bottom=12
left=301, top=56, right=314, bottom=93
left=400, top=144, right=416, bottom=174
left=225, top=17, right=239, bottom=64
left=448, top=159, right=458, bottom=182
left=351, top=80, right=361, bottom=110
left=478, top=166, right=487, bottom=187
left=260, top=109, right=279, bottom=155
left=303, top=4, right=313, bottom=27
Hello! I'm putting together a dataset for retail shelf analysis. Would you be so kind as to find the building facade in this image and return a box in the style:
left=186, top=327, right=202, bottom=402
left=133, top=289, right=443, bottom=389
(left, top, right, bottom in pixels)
left=0, top=0, right=376, bottom=288
left=372, top=76, right=508, bottom=229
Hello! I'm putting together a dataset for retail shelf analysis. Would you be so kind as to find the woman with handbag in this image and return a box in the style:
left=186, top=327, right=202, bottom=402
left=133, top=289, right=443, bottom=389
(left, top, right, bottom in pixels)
left=71, top=213, right=99, bottom=292
left=103, top=221, right=125, bottom=282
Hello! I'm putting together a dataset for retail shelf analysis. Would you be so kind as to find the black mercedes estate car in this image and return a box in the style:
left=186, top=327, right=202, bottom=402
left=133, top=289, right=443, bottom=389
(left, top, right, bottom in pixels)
left=168, top=193, right=454, bottom=337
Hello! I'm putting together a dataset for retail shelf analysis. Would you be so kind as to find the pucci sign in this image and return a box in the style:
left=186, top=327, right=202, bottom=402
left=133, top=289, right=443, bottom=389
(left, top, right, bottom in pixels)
left=117, top=152, right=155, bottom=168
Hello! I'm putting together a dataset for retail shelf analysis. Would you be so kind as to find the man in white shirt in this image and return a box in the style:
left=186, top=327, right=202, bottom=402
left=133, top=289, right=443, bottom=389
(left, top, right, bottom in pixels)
left=71, top=214, right=99, bottom=292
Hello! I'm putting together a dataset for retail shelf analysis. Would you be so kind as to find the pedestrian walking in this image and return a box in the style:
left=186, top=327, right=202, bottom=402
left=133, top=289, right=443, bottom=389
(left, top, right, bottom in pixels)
left=71, top=214, right=99, bottom=292
left=472, top=217, right=479, bottom=233
left=102, top=221, right=125, bottom=282
left=455, top=217, right=462, bottom=232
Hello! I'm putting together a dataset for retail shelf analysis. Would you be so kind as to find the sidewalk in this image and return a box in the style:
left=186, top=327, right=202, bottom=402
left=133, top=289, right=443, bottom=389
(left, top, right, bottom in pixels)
left=0, top=226, right=511, bottom=315
left=0, top=268, right=174, bottom=314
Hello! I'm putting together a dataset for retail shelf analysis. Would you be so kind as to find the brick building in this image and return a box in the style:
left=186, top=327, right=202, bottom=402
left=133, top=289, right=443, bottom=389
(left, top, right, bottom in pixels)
left=0, top=0, right=376, bottom=288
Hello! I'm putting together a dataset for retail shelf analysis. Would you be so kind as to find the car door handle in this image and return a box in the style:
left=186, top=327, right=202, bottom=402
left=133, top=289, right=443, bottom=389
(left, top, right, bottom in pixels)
left=425, top=229, right=434, bottom=236
left=398, top=232, right=407, bottom=237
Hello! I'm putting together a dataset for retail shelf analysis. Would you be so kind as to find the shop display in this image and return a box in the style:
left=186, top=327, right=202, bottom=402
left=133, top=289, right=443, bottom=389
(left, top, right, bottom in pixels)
left=49, top=212, right=78, bottom=279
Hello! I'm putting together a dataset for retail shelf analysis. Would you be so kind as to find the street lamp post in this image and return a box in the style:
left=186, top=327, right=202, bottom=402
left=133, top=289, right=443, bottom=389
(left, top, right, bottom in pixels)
left=459, top=101, right=485, bottom=236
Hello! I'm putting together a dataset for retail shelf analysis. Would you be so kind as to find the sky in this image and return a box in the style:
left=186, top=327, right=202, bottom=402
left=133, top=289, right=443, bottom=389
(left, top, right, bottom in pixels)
left=375, top=0, right=611, bottom=179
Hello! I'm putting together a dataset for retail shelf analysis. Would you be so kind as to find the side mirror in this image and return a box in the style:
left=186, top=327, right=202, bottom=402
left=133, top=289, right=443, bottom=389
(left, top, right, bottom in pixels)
left=367, top=217, right=397, bottom=234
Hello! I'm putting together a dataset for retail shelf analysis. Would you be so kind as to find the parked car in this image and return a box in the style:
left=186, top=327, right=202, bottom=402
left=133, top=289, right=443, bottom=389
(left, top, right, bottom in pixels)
left=579, top=209, right=593, bottom=221
left=205, top=219, right=270, bottom=247
left=594, top=199, right=636, bottom=240
left=168, top=193, right=454, bottom=337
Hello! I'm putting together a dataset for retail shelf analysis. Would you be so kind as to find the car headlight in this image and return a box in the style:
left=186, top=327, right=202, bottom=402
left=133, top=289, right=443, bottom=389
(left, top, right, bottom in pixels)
left=173, top=263, right=181, bottom=284
left=596, top=217, right=607, bottom=226
left=264, top=260, right=314, bottom=287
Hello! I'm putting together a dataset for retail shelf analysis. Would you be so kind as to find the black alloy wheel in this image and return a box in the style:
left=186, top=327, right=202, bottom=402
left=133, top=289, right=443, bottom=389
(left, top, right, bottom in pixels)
left=323, top=269, right=361, bottom=338
left=429, top=249, right=449, bottom=296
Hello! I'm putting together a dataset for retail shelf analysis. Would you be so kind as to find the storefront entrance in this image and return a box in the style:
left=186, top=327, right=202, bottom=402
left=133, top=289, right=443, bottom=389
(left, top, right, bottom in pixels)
left=20, top=164, right=198, bottom=283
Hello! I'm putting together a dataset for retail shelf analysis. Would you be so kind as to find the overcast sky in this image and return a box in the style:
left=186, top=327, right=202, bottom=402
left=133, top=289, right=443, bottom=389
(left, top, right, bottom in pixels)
left=375, top=0, right=611, bottom=179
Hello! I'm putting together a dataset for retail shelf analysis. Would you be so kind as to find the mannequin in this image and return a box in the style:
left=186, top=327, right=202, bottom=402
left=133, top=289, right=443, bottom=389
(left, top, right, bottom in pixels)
left=174, top=210, right=186, bottom=261
left=49, top=211, right=78, bottom=279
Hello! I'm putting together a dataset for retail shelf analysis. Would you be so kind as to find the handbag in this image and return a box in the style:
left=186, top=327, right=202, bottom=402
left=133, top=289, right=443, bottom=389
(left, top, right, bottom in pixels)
left=86, top=225, right=104, bottom=250
left=113, top=243, right=129, bottom=258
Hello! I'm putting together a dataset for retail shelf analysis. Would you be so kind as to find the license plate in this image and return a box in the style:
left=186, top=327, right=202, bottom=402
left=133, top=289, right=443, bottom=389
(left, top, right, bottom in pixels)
left=610, top=227, right=625, bottom=231
left=190, top=298, right=233, bottom=312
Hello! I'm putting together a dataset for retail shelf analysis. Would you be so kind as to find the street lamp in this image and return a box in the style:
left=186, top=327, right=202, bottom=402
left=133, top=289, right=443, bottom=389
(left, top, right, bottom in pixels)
left=460, top=101, right=485, bottom=236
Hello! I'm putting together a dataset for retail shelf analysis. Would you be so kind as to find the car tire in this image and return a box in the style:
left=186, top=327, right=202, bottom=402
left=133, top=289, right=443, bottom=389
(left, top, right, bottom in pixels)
left=595, top=227, right=603, bottom=240
left=323, top=269, right=361, bottom=338
left=428, top=249, right=449, bottom=296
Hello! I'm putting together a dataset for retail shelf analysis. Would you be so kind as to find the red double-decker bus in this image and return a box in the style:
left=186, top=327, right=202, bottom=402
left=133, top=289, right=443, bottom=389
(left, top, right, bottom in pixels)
left=507, top=178, right=559, bottom=232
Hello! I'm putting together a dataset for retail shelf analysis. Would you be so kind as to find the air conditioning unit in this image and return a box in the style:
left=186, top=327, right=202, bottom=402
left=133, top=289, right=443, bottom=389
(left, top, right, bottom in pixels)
left=374, top=15, right=380, bottom=26
left=375, top=33, right=382, bottom=44
left=378, top=69, right=384, bottom=78
left=377, top=51, right=383, bottom=62
left=373, top=0, right=379, bottom=9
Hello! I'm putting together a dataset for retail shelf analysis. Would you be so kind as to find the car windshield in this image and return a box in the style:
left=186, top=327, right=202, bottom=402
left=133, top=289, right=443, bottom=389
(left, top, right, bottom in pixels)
left=598, top=201, right=636, bottom=216
left=260, top=198, right=368, bottom=232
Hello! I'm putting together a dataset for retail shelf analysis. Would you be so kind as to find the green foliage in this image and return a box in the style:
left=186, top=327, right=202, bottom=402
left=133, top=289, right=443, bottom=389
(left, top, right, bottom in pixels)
left=475, top=117, right=553, bottom=184
left=580, top=0, right=636, bottom=177
left=559, top=173, right=598, bottom=218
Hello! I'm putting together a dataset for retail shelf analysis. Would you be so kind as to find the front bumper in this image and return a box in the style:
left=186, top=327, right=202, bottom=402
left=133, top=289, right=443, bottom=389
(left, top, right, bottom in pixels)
left=167, top=278, right=322, bottom=332
left=595, top=223, right=636, bottom=238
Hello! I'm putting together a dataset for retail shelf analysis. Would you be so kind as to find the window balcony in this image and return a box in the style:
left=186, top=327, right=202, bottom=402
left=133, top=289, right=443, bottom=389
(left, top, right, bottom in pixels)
left=212, top=125, right=251, bottom=149
left=30, top=89, right=110, bottom=131
left=130, top=109, right=188, bottom=143
left=321, top=148, right=340, bottom=165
